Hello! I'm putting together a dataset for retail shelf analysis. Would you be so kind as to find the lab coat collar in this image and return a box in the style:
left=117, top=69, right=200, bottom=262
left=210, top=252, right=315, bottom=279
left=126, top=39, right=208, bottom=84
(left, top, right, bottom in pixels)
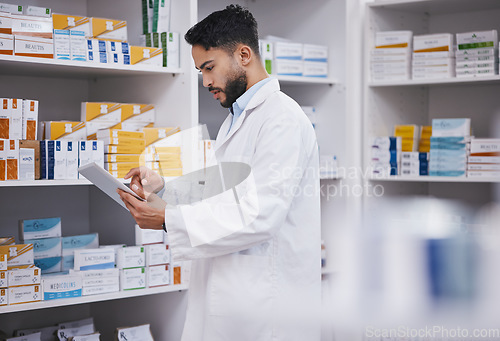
left=214, top=78, right=280, bottom=152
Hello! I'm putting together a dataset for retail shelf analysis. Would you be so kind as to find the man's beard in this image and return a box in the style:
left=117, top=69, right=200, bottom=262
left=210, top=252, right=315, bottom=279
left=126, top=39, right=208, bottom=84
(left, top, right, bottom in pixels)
left=210, top=68, right=248, bottom=109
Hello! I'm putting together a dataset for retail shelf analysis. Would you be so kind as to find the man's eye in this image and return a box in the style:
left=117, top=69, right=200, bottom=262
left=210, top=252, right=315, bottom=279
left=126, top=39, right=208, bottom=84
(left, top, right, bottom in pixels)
left=206, top=66, right=213, bottom=71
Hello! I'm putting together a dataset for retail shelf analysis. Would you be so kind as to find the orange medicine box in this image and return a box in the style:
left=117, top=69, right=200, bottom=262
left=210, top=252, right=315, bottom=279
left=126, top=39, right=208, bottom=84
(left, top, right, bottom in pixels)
left=0, top=139, right=5, bottom=181
left=90, top=17, right=127, bottom=42
left=0, top=288, right=6, bottom=305
left=0, top=244, right=34, bottom=267
left=22, top=99, right=38, bottom=140
left=0, top=32, right=13, bottom=55
left=8, top=284, right=41, bottom=304
left=52, top=14, right=91, bottom=37
left=6, top=139, right=19, bottom=180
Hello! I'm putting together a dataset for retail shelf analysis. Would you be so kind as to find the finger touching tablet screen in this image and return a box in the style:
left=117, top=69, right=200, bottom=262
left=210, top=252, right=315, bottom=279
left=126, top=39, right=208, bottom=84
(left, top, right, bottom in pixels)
left=78, top=162, right=145, bottom=210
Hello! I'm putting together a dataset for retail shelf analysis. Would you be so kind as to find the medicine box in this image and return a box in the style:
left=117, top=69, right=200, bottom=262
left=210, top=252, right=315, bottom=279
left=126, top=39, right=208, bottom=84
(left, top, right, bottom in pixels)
left=0, top=288, right=6, bottom=305
left=90, top=17, right=127, bottom=42
left=260, top=40, right=273, bottom=74
left=121, top=103, right=155, bottom=123
left=414, top=33, right=453, bottom=53
left=7, top=332, right=43, bottom=341
left=70, top=268, right=119, bottom=281
left=25, top=237, right=61, bottom=259
left=8, top=284, right=41, bottom=304
left=81, top=102, right=122, bottom=123
left=78, top=140, right=92, bottom=171
left=116, top=325, right=154, bottom=341
left=62, top=233, right=99, bottom=258
left=274, top=41, right=302, bottom=60
left=0, top=33, right=13, bottom=55
left=0, top=244, right=33, bottom=267
left=14, top=326, right=59, bottom=339
left=274, top=59, right=303, bottom=76
left=71, top=333, right=101, bottom=341
left=53, top=29, right=70, bottom=60
left=6, top=139, right=19, bottom=180
left=116, top=246, right=145, bottom=269
left=147, top=264, right=169, bottom=287
left=0, top=268, right=6, bottom=287
left=11, top=14, right=53, bottom=39
left=432, top=118, right=471, bottom=137
left=34, top=257, right=61, bottom=274
left=303, top=44, right=328, bottom=62
left=25, top=6, right=51, bottom=18
left=162, top=32, right=180, bottom=68
left=145, top=244, right=169, bottom=266
left=70, top=30, right=87, bottom=61
left=56, top=325, right=95, bottom=341
left=66, top=140, right=78, bottom=180
left=130, top=46, right=162, bottom=66
left=0, top=4, right=22, bottom=15
left=14, top=35, right=54, bottom=58
left=0, top=253, right=6, bottom=271
left=42, top=274, right=82, bottom=300
left=90, top=140, right=104, bottom=168
left=52, top=14, right=91, bottom=38
left=375, top=31, right=412, bottom=48
left=80, top=274, right=119, bottom=287
left=22, top=99, right=38, bottom=140
left=19, top=217, right=61, bottom=240
left=135, top=224, right=163, bottom=245
left=7, top=264, right=41, bottom=287
left=18, top=148, right=34, bottom=181
left=457, top=30, right=498, bottom=50
left=74, top=248, right=115, bottom=271
left=45, top=121, right=87, bottom=140
left=303, top=61, right=328, bottom=77
left=120, top=267, right=146, bottom=290
left=0, top=98, right=22, bottom=140
left=82, top=282, right=119, bottom=296
left=106, top=40, right=129, bottom=54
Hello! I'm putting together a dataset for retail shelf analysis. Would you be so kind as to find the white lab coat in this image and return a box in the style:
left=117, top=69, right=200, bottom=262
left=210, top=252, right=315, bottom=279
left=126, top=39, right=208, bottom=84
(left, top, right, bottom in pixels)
left=164, top=78, right=321, bottom=341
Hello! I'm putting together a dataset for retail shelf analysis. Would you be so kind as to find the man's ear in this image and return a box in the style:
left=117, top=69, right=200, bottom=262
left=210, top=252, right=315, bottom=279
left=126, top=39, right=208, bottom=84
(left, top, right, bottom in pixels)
left=238, top=45, right=252, bottom=66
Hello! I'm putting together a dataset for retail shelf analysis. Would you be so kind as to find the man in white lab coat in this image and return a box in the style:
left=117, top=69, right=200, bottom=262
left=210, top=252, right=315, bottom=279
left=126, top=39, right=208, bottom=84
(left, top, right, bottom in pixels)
left=118, top=4, right=321, bottom=341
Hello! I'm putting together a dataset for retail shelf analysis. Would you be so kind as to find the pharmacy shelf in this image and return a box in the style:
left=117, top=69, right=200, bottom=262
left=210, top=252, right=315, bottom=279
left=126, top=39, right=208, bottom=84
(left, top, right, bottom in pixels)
left=0, top=179, right=130, bottom=187
left=368, top=0, right=500, bottom=15
left=369, top=75, right=500, bottom=88
left=0, top=284, right=188, bottom=314
left=197, top=73, right=336, bottom=86
left=0, top=55, right=182, bottom=79
left=320, top=176, right=342, bottom=180
left=368, top=176, right=500, bottom=183
left=275, top=75, right=337, bottom=86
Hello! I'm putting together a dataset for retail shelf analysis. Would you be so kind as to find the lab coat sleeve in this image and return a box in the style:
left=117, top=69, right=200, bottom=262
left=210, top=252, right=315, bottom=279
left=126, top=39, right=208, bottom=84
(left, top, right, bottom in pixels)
left=166, top=112, right=311, bottom=261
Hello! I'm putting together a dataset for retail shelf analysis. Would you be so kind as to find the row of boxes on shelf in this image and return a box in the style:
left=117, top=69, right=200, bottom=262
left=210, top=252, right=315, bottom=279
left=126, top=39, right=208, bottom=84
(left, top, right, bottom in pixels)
left=372, top=119, right=500, bottom=177
left=259, top=38, right=328, bottom=78
left=0, top=98, right=38, bottom=140
left=0, top=217, right=183, bottom=306
left=0, top=3, right=179, bottom=68
left=140, top=31, right=180, bottom=68
left=371, top=29, right=499, bottom=81
left=8, top=316, right=154, bottom=341
left=141, top=0, right=171, bottom=34
left=0, top=139, right=103, bottom=181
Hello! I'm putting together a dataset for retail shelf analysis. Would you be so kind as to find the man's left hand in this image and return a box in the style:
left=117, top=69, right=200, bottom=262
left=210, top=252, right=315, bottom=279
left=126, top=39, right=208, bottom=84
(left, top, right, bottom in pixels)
left=117, top=189, right=167, bottom=230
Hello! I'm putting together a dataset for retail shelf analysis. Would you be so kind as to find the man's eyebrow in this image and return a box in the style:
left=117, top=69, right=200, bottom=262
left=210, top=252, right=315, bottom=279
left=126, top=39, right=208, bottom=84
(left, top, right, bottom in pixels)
left=196, top=60, right=214, bottom=71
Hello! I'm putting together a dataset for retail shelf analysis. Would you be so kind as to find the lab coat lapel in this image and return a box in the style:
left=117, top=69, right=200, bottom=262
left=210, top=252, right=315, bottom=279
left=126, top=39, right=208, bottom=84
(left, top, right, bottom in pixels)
left=214, top=78, right=280, bottom=153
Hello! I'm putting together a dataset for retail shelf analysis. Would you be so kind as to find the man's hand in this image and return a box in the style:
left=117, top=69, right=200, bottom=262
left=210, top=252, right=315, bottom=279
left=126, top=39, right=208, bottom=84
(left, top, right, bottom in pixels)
left=124, top=166, right=165, bottom=200
left=117, top=189, right=167, bottom=230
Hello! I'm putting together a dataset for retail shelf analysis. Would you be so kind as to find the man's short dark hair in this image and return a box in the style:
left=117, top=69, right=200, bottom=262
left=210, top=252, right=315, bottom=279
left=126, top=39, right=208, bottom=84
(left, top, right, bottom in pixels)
left=185, top=4, right=260, bottom=58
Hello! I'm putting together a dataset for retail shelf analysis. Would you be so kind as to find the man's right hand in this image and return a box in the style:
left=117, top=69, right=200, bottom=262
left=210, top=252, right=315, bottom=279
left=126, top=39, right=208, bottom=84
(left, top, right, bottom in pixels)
left=124, top=166, right=165, bottom=200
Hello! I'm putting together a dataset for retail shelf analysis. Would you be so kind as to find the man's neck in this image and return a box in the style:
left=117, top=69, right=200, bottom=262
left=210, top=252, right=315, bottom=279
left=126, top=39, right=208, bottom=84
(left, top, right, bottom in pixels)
left=245, top=67, right=270, bottom=91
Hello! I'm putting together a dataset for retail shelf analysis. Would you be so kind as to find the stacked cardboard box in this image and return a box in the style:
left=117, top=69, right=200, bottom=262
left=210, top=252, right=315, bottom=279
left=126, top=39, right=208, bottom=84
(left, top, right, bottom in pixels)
left=371, top=31, right=412, bottom=81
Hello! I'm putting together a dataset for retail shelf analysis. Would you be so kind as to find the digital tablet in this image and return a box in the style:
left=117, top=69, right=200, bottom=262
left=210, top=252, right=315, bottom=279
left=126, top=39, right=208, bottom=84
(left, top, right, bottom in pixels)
left=78, top=162, right=145, bottom=210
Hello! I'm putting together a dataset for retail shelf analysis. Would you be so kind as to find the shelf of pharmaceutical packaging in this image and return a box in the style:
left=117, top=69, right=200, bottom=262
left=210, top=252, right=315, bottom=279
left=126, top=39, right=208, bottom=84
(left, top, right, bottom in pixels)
left=0, top=179, right=130, bottom=187
left=368, top=0, right=500, bottom=14
left=368, top=176, right=500, bottom=183
left=369, top=75, right=500, bottom=88
left=197, top=73, right=337, bottom=86
left=0, top=55, right=182, bottom=79
left=0, top=284, right=188, bottom=314
left=275, top=75, right=337, bottom=86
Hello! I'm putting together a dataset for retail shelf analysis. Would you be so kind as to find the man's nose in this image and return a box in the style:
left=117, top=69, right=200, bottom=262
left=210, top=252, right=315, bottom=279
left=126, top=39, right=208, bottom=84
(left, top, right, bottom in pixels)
left=202, top=75, right=212, bottom=88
